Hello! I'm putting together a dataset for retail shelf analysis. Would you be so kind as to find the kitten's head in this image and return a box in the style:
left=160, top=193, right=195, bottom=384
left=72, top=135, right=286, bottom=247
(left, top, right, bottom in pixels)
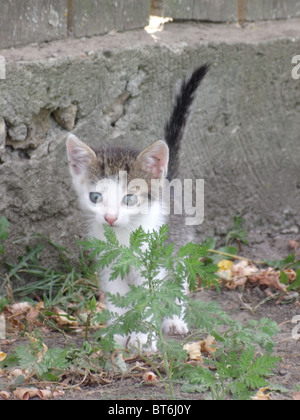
left=66, top=134, right=169, bottom=234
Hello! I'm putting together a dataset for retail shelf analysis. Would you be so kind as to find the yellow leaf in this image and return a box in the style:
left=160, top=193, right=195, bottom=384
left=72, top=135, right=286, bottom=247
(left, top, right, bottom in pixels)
left=252, top=387, right=272, bottom=400
left=0, top=352, right=6, bottom=362
left=183, top=342, right=203, bottom=361
left=218, top=260, right=234, bottom=272
left=200, top=335, right=217, bottom=355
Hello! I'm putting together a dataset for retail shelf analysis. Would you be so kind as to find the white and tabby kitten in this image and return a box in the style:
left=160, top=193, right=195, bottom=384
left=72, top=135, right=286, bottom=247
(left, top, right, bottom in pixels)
left=66, top=64, right=209, bottom=351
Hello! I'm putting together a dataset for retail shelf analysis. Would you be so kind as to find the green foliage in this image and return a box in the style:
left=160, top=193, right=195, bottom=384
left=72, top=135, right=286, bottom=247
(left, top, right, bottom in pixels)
left=178, top=348, right=279, bottom=400
left=0, top=329, right=70, bottom=382
left=265, top=253, right=300, bottom=291
left=0, top=216, right=10, bottom=255
left=1, top=223, right=280, bottom=399
left=82, top=225, right=280, bottom=399
left=226, top=216, right=248, bottom=246
left=0, top=330, right=105, bottom=383
left=4, top=235, right=99, bottom=312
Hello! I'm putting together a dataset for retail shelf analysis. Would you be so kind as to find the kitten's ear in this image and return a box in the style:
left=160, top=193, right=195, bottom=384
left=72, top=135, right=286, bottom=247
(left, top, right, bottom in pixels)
left=66, top=134, right=96, bottom=176
left=137, top=140, right=169, bottom=179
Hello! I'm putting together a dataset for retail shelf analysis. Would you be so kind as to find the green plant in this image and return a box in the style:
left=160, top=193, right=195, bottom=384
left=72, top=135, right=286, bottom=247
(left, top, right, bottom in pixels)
left=0, top=216, right=9, bottom=255
left=226, top=216, right=248, bottom=248
left=4, top=235, right=99, bottom=312
left=0, top=223, right=280, bottom=400
left=82, top=225, right=279, bottom=400
left=0, top=328, right=104, bottom=384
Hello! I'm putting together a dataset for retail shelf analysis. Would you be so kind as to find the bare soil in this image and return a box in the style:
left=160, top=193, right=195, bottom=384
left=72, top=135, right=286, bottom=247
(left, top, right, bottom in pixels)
left=2, top=286, right=299, bottom=401
left=1, top=234, right=300, bottom=400
left=55, top=288, right=300, bottom=400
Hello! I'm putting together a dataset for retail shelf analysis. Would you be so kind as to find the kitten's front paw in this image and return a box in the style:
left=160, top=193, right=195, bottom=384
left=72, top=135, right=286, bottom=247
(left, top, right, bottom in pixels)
left=162, top=315, right=189, bottom=335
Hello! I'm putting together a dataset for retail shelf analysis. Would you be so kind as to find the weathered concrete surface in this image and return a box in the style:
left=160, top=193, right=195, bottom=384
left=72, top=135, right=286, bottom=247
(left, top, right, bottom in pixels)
left=0, top=0, right=150, bottom=50
left=0, top=0, right=68, bottom=49
left=162, top=0, right=300, bottom=22
left=0, top=19, right=299, bottom=263
left=70, top=0, right=150, bottom=38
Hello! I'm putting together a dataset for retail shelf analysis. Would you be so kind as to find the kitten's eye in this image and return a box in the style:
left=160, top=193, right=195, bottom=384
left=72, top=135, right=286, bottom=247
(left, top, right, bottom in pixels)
left=89, top=192, right=102, bottom=203
left=123, top=194, right=138, bottom=206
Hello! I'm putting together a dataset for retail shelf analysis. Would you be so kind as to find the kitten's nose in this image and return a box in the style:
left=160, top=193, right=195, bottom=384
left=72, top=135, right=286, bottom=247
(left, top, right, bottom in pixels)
left=105, top=215, right=118, bottom=226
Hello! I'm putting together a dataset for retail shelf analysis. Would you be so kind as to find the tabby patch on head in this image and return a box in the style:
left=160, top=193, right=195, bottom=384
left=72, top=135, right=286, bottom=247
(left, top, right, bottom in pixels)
left=66, top=134, right=169, bottom=234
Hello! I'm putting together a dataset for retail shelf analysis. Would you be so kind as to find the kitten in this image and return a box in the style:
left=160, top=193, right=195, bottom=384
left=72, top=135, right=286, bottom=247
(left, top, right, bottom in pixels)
left=66, top=64, right=209, bottom=351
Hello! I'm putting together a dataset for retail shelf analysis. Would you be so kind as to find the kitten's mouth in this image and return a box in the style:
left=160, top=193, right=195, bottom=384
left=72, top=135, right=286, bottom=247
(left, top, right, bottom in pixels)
left=106, top=224, right=116, bottom=228
left=104, top=221, right=118, bottom=228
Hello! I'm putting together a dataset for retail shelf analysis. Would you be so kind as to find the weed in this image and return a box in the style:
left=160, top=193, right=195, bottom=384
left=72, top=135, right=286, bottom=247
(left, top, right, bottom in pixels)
left=226, top=216, right=248, bottom=249
left=3, top=234, right=99, bottom=312
left=81, top=225, right=280, bottom=399
left=0, top=221, right=280, bottom=400
left=0, top=216, right=9, bottom=256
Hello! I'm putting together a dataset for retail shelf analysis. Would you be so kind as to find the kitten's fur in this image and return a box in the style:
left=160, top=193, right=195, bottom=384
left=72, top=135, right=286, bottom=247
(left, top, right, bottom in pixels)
left=66, top=64, right=209, bottom=351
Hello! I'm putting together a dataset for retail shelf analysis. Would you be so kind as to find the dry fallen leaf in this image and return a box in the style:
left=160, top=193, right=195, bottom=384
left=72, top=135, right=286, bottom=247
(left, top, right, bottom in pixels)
left=37, top=389, right=64, bottom=400
left=248, top=268, right=287, bottom=293
left=221, top=260, right=289, bottom=293
left=8, top=302, right=32, bottom=315
left=14, top=387, right=39, bottom=400
left=183, top=342, right=203, bottom=362
left=52, top=308, right=78, bottom=326
left=200, top=335, right=217, bottom=355
left=10, top=368, right=25, bottom=379
left=284, top=268, right=297, bottom=283
left=142, top=371, right=158, bottom=384
left=0, top=390, right=11, bottom=400
left=293, top=392, right=300, bottom=400
left=232, top=260, right=259, bottom=277
left=26, top=303, right=44, bottom=330
left=13, top=387, right=64, bottom=400
left=252, top=387, right=272, bottom=400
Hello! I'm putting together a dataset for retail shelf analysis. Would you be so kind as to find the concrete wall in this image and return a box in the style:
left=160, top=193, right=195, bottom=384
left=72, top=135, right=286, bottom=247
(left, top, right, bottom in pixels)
left=0, top=0, right=68, bottom=49
left=0, top=0, right=150, bottom=49
left=0, top=1, right=300, bottom=264
left=1, top=1, right=299, bottom=50
left=162, top=0, right=300, bottom=22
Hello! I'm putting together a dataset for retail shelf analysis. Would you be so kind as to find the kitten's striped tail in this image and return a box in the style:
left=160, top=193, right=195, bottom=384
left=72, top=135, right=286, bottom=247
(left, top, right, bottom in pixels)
left=165, top=63, right=210, bottom=180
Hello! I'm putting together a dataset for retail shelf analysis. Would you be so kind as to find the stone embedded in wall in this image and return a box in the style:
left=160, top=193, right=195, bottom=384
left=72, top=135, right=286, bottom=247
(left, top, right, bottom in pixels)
left=6, top=109, right=51, bottom=150
left=103, top=92, right=131, bottom=126
left=8, top=124, right=28, bottom=143
left=52, top=104, right=78, bottom=131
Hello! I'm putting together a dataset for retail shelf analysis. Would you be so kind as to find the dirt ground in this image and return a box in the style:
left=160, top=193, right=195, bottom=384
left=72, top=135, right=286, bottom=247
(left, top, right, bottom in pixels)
left=1, top=234, right=300, bottom=401
left=54, top=288, right=300, bottom=400
left=2, top=286, right=299, bottom=401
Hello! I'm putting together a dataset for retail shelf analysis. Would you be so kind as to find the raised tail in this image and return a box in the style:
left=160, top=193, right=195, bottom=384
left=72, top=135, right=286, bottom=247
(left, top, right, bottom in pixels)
left=165, top=63, right=210, bottom=180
